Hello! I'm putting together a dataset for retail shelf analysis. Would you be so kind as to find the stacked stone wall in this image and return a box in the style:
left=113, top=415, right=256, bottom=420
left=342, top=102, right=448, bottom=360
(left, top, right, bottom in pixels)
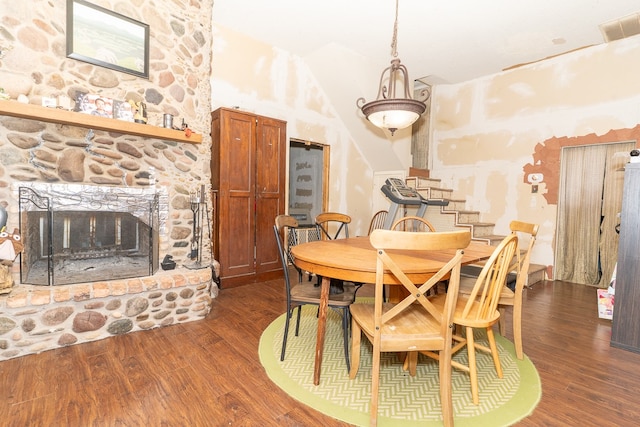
left=0, top=0, right=214, bottom=269
left=0, top=0, right=217, bottom=359
left=0, top=268, right=214, bottom=360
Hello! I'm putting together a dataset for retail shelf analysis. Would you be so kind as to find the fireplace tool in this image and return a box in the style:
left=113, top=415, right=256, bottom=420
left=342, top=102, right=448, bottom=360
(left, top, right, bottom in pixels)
left=185, top=185, right=206, bottom=269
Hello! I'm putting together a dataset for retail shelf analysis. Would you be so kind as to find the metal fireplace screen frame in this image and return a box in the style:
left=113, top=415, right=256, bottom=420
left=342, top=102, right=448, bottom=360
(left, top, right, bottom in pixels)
left=18, top=185, right=159, bottom=286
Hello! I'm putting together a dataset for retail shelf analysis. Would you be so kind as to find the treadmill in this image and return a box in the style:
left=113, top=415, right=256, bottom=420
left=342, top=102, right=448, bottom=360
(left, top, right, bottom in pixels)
left=380, top=178, right=448, bottom=229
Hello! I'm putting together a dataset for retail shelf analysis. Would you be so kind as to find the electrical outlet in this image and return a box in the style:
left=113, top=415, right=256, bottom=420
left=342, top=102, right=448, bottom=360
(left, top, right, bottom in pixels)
left=531, top=184, right=538, bottom=193
left=527, top=173, right=544, bottom=183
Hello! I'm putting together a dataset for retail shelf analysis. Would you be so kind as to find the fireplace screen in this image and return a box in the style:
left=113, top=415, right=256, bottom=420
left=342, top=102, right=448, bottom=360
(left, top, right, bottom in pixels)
left=18, top=185, right=159, bottom=286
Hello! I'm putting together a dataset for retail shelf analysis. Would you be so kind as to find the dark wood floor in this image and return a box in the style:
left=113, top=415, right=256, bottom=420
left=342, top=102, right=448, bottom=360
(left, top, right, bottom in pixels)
left=1, top=276, right=639, bottom=426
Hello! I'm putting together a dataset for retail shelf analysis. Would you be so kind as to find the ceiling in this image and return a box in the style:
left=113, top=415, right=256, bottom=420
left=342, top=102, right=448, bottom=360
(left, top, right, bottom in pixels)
left=213, top=0, right=640, bottom=85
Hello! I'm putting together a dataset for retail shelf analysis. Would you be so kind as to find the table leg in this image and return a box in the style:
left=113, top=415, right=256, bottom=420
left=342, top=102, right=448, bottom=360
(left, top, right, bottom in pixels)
left=313, top=275, right=331, bottom=385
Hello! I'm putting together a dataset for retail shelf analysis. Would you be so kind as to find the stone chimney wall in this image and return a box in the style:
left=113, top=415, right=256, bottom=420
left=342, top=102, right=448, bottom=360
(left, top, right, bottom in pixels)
left=0, top=0, right=214, bottom=271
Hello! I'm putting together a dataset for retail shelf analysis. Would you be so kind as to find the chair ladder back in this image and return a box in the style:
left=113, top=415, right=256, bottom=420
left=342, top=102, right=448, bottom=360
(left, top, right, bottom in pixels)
left=376, top=248, right=462, bottom=324
left=509, top=220, right=539, bottom=290
left=462, top=234, right=518, bottom=321
left=367, top=210, right=389, bottom=235
left=391, top=216, right=436, bottom=233
left=274, top=214, right=300, bottom=291
left=315, top=212, right=351, bottom=240
left=370, top=229, right=471, bottom=329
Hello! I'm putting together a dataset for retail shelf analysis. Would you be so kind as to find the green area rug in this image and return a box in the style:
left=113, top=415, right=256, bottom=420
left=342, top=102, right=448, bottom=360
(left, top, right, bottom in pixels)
left=259, top=304, right=541, bottom=426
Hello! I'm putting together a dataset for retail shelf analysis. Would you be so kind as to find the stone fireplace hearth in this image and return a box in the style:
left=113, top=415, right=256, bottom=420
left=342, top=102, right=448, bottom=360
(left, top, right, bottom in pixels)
left=0, top=182, right=217, bottom=361
left=0, top=267, right=213, bottom=360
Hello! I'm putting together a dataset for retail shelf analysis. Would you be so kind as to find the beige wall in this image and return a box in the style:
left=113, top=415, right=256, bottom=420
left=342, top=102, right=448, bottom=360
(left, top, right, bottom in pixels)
left=430, top=34, right=640, bottom=271
left=211, top=22, right=640, bottom=267
left=211, top=24, right=380, bottom=233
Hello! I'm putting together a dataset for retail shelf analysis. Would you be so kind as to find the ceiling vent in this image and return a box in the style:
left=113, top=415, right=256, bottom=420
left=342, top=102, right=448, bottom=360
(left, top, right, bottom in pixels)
left=600, top=12, right=640, bottom=42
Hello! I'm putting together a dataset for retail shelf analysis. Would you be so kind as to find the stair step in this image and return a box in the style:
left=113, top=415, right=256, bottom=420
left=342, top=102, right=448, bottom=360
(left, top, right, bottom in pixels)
left=471, top=234, right=506, bottom=245
left=406, top=176, right=442, bottom=189
left=458, top=210, right=480, bottom=224
left=462, top=222, right=496, bottom=238
left=416, top=188, right=453, bottom=200
left=442, top=199, right=467, bottom=211
left=527, top=263, right=546, bottom=286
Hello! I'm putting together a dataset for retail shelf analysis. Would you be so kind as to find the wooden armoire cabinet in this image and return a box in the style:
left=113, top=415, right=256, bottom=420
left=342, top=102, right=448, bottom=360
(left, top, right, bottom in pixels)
left=611, top=162, right=640, bottom=353
left=211, top=108, right=286, bottom=288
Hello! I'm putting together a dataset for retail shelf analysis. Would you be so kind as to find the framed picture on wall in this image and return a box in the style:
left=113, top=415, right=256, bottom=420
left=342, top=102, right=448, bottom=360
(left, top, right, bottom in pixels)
left=66, top=0, right=149, bottom=78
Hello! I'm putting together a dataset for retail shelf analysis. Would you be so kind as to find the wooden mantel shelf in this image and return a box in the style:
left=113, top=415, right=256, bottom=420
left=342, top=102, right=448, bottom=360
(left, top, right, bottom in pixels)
left=0, top=101, right=202, bottom=144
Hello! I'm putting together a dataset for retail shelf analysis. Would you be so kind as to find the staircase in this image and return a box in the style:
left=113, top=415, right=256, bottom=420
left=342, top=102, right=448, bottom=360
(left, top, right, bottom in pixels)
left=405, top=175, right=546, bottom=286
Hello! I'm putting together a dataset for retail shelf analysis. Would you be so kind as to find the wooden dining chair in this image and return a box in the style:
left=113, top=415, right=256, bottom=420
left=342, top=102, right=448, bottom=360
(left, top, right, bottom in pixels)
left=422, top=233, right=518, bottom=405
left=459, top=220, right=539, bottom=359
left=391, top=215, right=436, bottom=232
left=273, top=215, right=356, bottom=371
left=367, top=210, right=388, bottom=235
left=496, top=221, right=539, bottom=359
left=391, top=216, right=438, bottom=297
left=349, top=229, right=471, bottom=427
left=315, top=212, right=351, bottom=240
left=315, top=212, right=356, bottom=294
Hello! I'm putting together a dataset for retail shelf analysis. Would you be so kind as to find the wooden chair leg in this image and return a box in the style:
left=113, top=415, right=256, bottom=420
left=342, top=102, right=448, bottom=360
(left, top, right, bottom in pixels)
left=486, top=327, right=503, bottom=379
left=440, top=343, right=454, bottom=427
left=466, top=326, right=480, bottom=405
left=369, top=342, right=382, bottom=427
left=513, top=302, right=524, bottom=359
left=401, top=351, right=418, bottom=376
left=498, top=307, right=507, bottom=336
left=349, top=317, right=362, bottom=379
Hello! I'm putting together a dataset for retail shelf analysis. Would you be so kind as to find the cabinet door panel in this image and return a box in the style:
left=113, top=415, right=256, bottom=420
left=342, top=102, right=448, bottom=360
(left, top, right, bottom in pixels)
left=255, top=117, right=286, bottom=274
left=222, top=195, right=255, bottom=276
left=227, top=115, right=254, bottom=192
left=256, top=196, right=281, bottom=274
left=216, top=110, right=256, bottom=279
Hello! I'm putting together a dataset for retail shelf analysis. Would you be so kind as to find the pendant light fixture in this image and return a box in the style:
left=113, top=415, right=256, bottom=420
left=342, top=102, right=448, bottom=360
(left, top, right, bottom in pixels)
left=357, top=0, right=430, bottom=135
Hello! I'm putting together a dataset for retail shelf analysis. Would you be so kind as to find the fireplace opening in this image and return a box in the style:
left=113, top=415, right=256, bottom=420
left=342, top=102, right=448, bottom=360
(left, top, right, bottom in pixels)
left=18, top=185, right=160, bottom=286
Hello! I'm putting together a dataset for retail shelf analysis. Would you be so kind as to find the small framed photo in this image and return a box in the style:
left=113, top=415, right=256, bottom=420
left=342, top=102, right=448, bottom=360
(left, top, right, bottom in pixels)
left=74, top=92, right=114, bottom=119
left=113, top=100, right=135, bottom=122
left=66, top=0, right=150, bottom=79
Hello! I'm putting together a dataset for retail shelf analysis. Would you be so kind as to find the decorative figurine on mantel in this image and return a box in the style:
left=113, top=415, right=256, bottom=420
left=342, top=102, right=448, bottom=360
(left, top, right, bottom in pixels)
left=128, top=99, right=148, bottom=124
left=0, top=206, right=23, bottom=294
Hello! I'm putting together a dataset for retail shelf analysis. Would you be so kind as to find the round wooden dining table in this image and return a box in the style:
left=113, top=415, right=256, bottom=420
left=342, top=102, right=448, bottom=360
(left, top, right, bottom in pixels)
left=290, top=235, right=496, bottom=385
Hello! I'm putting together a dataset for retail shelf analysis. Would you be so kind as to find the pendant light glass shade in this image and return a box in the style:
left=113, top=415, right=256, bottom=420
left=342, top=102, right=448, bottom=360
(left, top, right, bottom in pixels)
left=357, top=1, right=429, bottom=135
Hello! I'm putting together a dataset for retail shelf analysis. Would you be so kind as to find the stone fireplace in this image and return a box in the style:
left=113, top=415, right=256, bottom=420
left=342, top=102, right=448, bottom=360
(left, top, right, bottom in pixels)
left=0, top=0, right=216, bottom=361
left=0, top=180, right=215, bottom=362
left=0, top=105, right=218, bottom=361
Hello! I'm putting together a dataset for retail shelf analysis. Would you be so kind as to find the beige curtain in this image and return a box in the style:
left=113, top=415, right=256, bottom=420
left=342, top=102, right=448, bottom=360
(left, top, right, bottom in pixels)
left=556, top=145, right=606, bottom=284
left=555, top=143, right=633, bottom=286
left=597, top=143, right=632, bottom=287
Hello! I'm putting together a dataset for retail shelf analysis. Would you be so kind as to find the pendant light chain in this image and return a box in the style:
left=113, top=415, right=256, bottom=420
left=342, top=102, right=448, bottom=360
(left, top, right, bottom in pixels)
left=391, top=0, right=399, bottom=58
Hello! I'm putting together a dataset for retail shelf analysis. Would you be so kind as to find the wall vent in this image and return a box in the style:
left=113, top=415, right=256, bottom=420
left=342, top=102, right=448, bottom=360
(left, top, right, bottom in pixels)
left=600, top=13, right=640, bottom=42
